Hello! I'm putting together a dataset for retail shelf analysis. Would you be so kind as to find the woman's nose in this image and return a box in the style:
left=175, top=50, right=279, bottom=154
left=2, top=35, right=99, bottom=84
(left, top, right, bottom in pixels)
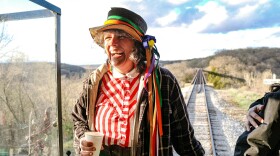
left=110, top=36, right=119, bottom=45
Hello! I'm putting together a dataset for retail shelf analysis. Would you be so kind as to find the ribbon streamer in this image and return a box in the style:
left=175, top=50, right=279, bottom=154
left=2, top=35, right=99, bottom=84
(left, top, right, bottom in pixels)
left=142, top=35, right=163, bottom=156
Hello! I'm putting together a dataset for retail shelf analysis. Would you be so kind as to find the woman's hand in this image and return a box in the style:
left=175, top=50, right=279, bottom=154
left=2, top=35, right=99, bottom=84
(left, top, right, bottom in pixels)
left=80, top=137, right=96, bottom=156
left=245, top=104, right=264, bottom=131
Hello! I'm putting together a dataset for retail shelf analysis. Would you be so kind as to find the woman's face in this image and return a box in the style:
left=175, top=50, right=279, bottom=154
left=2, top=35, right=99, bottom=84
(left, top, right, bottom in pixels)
left=103, top=30, right=135, bottom=73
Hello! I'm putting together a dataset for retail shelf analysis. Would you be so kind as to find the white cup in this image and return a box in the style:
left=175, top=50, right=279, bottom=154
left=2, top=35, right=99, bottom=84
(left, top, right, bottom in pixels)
left=84, top=131, right=104, bottom=156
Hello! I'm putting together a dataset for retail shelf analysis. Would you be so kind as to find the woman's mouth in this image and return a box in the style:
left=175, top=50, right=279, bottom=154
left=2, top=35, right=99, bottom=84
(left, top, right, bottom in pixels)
left=111, top=52, right=124, bottom=57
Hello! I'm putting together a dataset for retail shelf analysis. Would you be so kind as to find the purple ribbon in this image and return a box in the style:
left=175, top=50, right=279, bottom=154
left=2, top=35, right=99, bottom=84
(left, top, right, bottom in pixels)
left=144, top=54, right=156, bottom=84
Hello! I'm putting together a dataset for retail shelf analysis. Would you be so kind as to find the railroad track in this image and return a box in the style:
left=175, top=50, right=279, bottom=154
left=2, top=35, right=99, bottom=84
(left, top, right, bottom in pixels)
left=185, top=69, right=231, bottom=156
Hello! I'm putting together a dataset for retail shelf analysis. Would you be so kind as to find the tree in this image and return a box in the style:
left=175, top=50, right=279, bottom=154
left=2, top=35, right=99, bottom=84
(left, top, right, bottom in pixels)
left=0, top=19, right=14, bottom=60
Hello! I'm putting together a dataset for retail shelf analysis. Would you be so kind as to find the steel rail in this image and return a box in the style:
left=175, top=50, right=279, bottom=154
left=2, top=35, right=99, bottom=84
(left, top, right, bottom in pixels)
left=188, top=68, right=216, bottom=156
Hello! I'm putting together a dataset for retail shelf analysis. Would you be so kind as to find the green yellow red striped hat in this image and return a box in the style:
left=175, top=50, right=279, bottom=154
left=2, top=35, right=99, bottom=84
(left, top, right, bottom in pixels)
left=89, top=7, right=148, bottom=47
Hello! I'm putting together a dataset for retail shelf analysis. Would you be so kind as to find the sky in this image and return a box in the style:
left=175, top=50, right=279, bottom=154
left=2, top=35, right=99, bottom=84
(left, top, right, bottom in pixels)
left=1, top=0, right=280, bottom=65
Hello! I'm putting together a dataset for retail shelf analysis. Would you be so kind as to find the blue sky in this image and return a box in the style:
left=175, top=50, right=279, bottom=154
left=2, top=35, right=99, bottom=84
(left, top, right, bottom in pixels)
left=1, top=0, right=280, bottom=65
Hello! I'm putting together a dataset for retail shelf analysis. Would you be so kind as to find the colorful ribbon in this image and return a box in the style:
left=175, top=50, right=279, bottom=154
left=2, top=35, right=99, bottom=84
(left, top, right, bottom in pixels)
left=142, top=35, right=162, bottom=156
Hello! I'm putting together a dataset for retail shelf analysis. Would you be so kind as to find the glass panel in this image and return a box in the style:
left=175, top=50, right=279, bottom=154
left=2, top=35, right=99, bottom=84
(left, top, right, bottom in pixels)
left=0, top=1, right=59, bottom=155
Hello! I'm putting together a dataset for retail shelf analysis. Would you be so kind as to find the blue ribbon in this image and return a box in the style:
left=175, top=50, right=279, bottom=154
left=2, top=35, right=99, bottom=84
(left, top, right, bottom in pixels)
left=142, top=35, right=156, bottom=49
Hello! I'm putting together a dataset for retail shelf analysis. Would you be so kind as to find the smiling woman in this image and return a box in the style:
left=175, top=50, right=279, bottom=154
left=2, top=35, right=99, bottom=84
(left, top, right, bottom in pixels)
left=71, top=7, right=205, bottom=156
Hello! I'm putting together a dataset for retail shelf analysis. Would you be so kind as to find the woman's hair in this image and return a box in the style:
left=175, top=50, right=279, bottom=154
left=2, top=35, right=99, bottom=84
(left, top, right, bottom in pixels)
left=131, top=41, right=146, bottom=74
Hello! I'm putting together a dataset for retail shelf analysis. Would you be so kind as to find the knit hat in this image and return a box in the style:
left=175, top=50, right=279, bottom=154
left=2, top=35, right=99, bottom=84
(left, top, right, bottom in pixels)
left=89, top=7, right=148, bottom=47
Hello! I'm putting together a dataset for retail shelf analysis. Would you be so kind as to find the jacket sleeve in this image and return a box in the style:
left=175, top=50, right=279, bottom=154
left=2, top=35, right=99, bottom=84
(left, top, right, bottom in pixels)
left=249, top=97, right=264, bottom=108
left=245, top=98, right=280, bottom=155
left=71, top=79, right=91, bottom=154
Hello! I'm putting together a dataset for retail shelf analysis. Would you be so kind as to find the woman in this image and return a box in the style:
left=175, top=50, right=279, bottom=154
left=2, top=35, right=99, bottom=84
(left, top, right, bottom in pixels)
left=72, top=7, right=205, bottom=156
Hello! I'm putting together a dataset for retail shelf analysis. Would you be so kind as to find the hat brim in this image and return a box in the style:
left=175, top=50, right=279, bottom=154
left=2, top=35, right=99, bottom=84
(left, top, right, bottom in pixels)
left=89, top=24, right=143, bottom=48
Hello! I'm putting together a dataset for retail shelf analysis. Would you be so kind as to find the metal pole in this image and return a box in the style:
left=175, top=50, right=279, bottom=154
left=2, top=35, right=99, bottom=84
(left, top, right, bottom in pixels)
left=55, top=13, right=63, bottom=156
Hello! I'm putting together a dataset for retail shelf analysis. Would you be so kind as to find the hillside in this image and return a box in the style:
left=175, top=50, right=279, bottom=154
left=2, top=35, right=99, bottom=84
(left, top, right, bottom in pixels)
left=176, top=47, right=280, bottom=75
left=213, top=47, right=280, bottom=76
left=163, top=47, right=280, bottom=90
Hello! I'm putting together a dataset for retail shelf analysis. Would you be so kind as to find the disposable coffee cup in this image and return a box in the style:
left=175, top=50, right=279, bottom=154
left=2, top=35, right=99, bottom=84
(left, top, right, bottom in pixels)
left=84, top=131, right=104, bottom=156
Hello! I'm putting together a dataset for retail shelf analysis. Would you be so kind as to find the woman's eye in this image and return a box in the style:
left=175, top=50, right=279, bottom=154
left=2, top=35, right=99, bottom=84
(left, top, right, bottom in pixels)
left=118, top=35, right=126, bottom=39
left=104, top=36, right=111, bottom=41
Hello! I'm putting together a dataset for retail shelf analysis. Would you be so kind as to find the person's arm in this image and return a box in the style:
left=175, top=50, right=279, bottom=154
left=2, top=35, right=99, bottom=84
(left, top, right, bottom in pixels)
left=245, top=90, right=280, bottom=131
left=245, top=97, right=280, bottom=155
left=71, top=80, right=91, bottom=154
left=164, top=69, right=205, bottom=155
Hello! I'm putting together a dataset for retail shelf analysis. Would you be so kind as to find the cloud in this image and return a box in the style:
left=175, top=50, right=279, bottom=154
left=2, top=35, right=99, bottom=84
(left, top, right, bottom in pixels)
left=221, top=0, right=269, bottom=6
left=187, top=1, right=228, bottom=32
left=272, top=31, right=280, bottom=37
left=221, top=0, right=258, bottom=5
left=167, top=0, right=191, bottom=5
left=6, top=0, right=278, bottom=65
left=148, top=26, right=280, bottom=62
left=57, top=0, right=279, bottom=64
left=191, top=0, right=280, bottom=33
left=156, top=9, right=180, bottom=26
left=234, top=4, right=259, bottom=19
left=119, top=0, right=279, bottom=34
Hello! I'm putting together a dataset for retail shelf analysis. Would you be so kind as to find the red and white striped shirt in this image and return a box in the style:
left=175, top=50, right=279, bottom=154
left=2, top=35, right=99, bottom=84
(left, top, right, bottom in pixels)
left=95, top=68, right=140, bottom=147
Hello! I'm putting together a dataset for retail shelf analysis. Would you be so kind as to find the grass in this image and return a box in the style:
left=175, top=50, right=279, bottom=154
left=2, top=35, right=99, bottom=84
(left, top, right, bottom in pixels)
left=219, top=88, right=263, bottom=109
left=64, top=139, right=75, bottom=154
